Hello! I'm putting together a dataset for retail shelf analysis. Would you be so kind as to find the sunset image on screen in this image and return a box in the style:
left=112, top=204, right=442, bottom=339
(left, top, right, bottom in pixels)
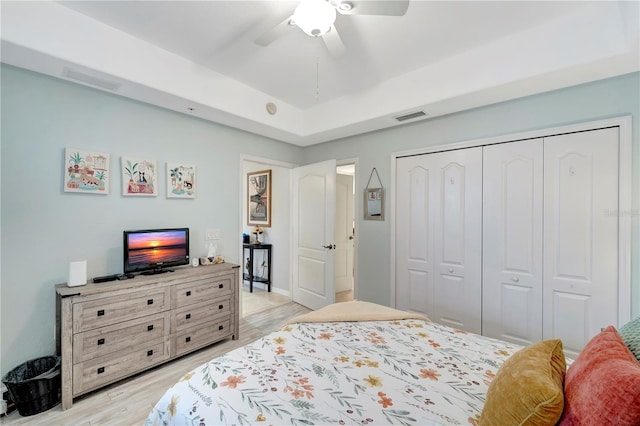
left=127, top=230, right=187, bottom=266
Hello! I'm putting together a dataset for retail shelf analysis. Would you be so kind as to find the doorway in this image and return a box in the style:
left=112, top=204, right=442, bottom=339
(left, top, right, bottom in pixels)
left=336, top=163, right=355, bottom=303
left=240, top=157, right=356, bottom=316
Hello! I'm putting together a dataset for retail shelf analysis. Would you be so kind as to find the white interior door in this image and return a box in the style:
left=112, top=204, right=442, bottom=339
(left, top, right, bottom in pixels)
left=543, top=127, right=619, bottom=358
left=396, top=148, right=482, bottom=333
left=292, top=159, right=336, bottom=310
left=335, top=173, right=354, bottom=293
left=432, top=148, right=483, bottom=333
left=396, top=155, right=434, bottom=316
left=483, top=139, right=543, bottom=345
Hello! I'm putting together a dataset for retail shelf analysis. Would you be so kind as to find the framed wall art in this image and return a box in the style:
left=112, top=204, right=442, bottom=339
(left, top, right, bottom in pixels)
left=121, top=157, right=157, bottom=196
left=64, top=148, right=110, bottom=194
left=364, top=167, right=385, bottom=220
left=167, top=162, right=196, bottom=199
left=247, top=169, right=271, bottom=227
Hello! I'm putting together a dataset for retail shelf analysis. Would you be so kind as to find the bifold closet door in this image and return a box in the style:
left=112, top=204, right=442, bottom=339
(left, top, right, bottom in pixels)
left=396, top=148, right=482, bottom=333
left=543, top=127, right=619, bottom=358
left=482, top=139, right=543, bottom=346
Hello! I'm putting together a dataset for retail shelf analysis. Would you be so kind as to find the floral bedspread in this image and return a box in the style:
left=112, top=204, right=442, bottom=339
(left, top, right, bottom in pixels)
left=145, top=319, right=519, bottom=426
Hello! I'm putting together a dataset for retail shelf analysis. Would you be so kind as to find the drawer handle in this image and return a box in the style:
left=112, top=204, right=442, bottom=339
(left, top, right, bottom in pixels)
left=186, top=313, right=191, bottom=320
left=147, top=350, right=153, bottom=357
left=218, top=325, right=224, bottom=331
left=97, top=310, right=105, bottom=317
left=186, top=291, right=191, bottom=296
left=147, top=299, right=154, bottom=305
left=97, top=367, right=105, bottom=374
left=185, top=336, right=191, bottom=343
left=218, top=304, right=224, bottom=310
left=218, top=283, right=224, bottom=289
left=147, top=325, right=154, bottom=331
left=97, top=338, right=105, bottom=346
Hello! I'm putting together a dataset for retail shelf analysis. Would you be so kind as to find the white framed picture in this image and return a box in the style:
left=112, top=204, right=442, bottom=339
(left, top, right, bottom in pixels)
left=166, top=162, right=196, bottom=199
left=64, top=148, right=110, bottom=194
left=121, top=157, right=158, bottom=196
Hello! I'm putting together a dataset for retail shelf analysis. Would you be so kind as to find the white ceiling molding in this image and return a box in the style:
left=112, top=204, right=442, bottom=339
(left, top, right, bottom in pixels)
left=1, top=1, right=638, bottom=146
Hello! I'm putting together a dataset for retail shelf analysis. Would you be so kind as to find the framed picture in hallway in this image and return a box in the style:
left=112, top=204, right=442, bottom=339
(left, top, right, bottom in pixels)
left=247, top=169, right=271, bottom=227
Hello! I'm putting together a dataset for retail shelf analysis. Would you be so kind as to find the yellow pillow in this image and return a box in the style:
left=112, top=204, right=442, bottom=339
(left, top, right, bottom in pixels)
left=479, top=339, right=566, bottom=426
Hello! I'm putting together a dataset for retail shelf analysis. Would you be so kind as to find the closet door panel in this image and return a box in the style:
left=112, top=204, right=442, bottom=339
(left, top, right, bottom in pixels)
left=432, top=148, right=482, bottom=333
left=543, top=127, right=619, bottom=358
left=396, top=156, right=433, bottom=315
left=482, top=140, right=543, bottom=345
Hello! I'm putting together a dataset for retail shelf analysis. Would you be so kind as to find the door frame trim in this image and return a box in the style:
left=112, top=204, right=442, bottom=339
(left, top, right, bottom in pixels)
left=390, top=115, right=632, bottom=325
left=337, top=158, right=359, bottom=300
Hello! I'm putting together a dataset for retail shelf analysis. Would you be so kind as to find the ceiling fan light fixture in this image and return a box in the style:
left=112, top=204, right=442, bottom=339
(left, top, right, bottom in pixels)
left=337, top=2, right=353, bottom=13
left=293, top=0, right=337, bottom=37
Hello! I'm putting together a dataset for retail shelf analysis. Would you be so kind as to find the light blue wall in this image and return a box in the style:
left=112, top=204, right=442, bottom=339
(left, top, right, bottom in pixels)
left=0, top=64, right=302, bottom=374
left=2, top=64, right=639, bottom=377
left=303, top=72, right=640, bottom=317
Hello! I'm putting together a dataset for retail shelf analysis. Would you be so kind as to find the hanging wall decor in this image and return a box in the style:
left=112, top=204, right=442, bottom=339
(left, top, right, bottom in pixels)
left=64, top=148, right=110, bottom=194
left=121, top=157, right=158, bottom=196
left=166, top=162, right=196, bottom=199
left=247, top=169, right=271, bottom=227
left=364, top=167, right=384, bottom=220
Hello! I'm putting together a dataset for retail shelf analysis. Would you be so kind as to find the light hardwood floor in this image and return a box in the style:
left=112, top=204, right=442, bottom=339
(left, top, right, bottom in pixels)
left=2, top=299, right=310, bottom=426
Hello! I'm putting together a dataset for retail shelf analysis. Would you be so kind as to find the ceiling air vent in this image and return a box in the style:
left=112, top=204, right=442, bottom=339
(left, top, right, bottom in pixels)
left=394, top=110, right=427, bottom=122
left=62, top=67, right=121, bottom=91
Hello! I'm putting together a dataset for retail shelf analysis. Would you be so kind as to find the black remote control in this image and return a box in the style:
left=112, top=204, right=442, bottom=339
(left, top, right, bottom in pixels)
left=93, top=274, right=120, bottom=283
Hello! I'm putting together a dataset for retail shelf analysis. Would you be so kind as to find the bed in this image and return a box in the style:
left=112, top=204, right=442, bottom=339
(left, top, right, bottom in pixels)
left=145, top=301, right=523, bottom=426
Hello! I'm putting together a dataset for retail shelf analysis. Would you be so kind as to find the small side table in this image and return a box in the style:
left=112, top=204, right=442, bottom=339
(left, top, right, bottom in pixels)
left=242, top=243, right=272, bottom=292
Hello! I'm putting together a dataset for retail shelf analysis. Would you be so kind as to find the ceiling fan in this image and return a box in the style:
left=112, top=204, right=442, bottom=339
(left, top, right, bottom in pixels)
left=254, top=0, right=410, bottom=57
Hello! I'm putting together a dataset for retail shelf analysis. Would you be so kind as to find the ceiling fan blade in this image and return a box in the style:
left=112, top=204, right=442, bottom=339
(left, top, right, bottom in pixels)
left=333, top=0, right=410, bottom=16
left=254, top=15, right=294, bottom=46
left=322, top=25, right=347, bottom=57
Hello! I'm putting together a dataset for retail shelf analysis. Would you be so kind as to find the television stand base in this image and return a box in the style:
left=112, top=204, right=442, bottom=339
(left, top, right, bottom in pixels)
left=141, top=268, right=174, bottom=276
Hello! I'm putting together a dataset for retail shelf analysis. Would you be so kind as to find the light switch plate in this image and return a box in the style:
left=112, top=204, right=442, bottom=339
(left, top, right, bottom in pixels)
left=206, top=228, right=221, bottom=240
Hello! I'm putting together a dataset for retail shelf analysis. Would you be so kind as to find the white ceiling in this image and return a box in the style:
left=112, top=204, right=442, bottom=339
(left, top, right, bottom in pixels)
left=1, top=1, right=638, bottom=146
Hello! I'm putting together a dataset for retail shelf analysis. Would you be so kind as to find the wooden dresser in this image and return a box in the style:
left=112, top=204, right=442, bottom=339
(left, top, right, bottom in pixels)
left=55, top=263, right=239, bottom=410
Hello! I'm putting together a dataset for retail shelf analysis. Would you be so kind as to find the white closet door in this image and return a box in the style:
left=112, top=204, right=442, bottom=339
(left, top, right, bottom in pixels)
left=482, top=139, right=543, bottom=345
left=396, top=148, right=482, bottom=333
left=396, top=155, right=434, bottom=316
left=543, top=127, right=619, bottom=358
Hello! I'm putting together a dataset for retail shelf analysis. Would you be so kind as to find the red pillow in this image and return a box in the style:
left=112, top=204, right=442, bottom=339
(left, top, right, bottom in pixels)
left=558, top=326, right=640, bottom=426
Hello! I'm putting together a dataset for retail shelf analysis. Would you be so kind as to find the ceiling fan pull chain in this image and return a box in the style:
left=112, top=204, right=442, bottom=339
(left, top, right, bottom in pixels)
left=315, top=56, right=320, bottom=100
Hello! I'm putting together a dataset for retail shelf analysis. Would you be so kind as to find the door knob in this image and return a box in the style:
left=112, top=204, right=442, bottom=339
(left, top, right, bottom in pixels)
left=323, top=244, right=336, bottom=249
left=348, top=236, right=354, bottom=240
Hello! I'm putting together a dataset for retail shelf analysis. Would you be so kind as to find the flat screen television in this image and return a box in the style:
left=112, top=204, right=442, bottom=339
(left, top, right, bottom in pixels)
left=123, top=228, right=190, bottom=275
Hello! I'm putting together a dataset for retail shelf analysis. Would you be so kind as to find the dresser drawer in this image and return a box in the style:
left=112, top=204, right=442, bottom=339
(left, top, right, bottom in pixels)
left=172, top=277, right=232, bottom=308
left=172, top=318, right=231, bottom=357
left=73, top=288, right=170, bottom=332
left=73, top=312, right=170, bottom=363
left=73, top=337, right=170, bottom=395
left=172, top=296, right=231, bottom=333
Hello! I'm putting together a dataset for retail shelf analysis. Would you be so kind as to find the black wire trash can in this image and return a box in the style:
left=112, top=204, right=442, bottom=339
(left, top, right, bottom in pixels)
left=2, top=356, right=61, bottom=416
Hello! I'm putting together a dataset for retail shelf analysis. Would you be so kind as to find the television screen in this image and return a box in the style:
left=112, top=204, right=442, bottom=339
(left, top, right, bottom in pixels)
left=123, top=228, right=189, bottom=274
